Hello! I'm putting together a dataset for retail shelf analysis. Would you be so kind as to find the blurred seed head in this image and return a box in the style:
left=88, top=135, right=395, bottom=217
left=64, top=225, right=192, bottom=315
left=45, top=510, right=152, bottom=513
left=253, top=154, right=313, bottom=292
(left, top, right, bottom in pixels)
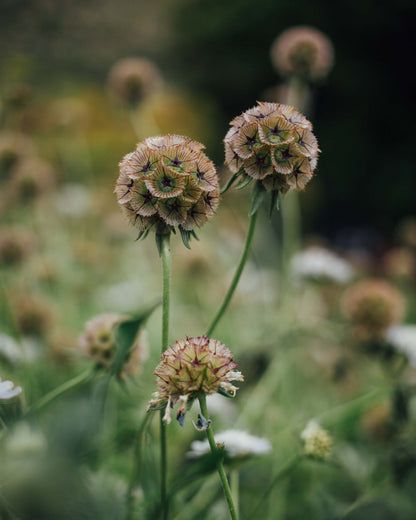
left=107, top=57, right=163, bottom=107
left=9, top=156, right=57, bottom=203
left=271, top=26, right=334, bottom=81
left=13, top=293, right=54, bottom=337
left=115, top=134, right=220, bottom=237
left=0, top=228, right=36, bottom=266
left=0, top=131, right=35, bottom=183
left=78, top=313, right=148, bottom=375
left=301, top=420, right=332, bottom=460
left=224, top=101, right=319, bottom=195
left=148, top=336, right=243, bottom=424
left=383, top=248, right=415, bottom=280
left=342, top=279, right=405, bottom=341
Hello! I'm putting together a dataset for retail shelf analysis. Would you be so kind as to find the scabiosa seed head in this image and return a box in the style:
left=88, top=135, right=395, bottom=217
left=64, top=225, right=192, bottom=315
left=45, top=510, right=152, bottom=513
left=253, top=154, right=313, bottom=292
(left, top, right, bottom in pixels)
left=224, top=102, right=319, bottom=197
left=341, top=279, right=405, bottom=341
left=115, top=134, right=220, bottom=246
left=79, top=313, right=149, bottom=375
left=107, top=57, right=163, bottom=106
left=301, top=420, right=332, bottom=460
left=0, top=228, right=36, bottom=266
left=147, top=336, right=243, bottom=424
left=271, top=26, right=334, bottom=81
left=10, top=157, right=56, bottom=203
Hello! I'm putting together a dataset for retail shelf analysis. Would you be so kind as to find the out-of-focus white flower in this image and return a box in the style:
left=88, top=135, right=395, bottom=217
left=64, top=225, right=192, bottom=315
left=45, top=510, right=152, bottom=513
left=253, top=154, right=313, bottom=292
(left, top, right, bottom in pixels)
left=290, top=247, right=354, bottom=284
left=187, top=429, right=272, bottom=459
left=385, top=325, right=416, bottom=367
left=301, top=420, right=332, bottom=460
left=203, top=394, right=237, bottom=422
left=52, top=183, right=92, bottom=218
left=0, top=376, right=22, bottom=400
left=0, top=334, right=22, bottom=365
left=5, top=423, right=47, bottom=456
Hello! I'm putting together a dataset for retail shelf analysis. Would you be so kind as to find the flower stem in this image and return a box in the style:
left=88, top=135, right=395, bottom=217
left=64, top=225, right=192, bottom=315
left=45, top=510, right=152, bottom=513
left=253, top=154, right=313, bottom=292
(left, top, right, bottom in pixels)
left=198, top=394, right=238, bottom=520
left=31, top=367, right=94, bottom=413
left=160, top=233, right=171, bottom=520
left=206, top=212, right=258, bottom=337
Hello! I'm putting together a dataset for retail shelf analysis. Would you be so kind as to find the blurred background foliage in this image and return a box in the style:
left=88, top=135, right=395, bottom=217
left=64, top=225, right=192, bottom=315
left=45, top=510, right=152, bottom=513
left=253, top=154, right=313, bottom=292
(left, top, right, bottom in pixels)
left=0, top=0, right=415, bottom=238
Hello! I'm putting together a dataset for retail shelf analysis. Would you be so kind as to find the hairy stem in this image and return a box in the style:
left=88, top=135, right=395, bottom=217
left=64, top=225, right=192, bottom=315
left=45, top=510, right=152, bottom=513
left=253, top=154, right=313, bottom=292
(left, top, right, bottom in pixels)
left=206, top=212, right=258, bottom=337
left=198, top=394, right=238, bottom=520
left=160, top=233, right=171, bottom=520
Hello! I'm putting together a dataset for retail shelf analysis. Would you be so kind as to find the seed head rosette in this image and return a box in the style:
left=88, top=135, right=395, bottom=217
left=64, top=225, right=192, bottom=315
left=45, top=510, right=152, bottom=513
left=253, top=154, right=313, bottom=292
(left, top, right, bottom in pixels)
left=224, top=102, right=319, bottom=209
left=147, top=336, right=243, bottom=425
left=271, top=26, right=334, bottom=81
left=115, top=134, right=220, bottom=247
left=341, top=279, right=405, bottom=341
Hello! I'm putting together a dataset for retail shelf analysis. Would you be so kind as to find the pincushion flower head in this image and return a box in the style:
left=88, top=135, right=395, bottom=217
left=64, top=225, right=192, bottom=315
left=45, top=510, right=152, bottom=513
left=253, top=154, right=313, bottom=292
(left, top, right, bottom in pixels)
left=224, top=101, right=319, bottom=210
left=341, top=279, right=405, bottom=341
left=271, top=26, right=334, bottom=81
left=115, top=134, right=220, bottom=247
left=147, top=336, right=243, bottom=425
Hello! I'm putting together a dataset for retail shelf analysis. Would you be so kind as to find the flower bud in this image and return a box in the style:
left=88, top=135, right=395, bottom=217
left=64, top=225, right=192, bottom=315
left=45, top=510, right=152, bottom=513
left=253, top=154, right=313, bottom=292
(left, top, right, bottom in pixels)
left=301, top=420, right=332, bottom=460
left=147, top=336, right=243, bottom=424
left=79, top=313, right=148, bottom=375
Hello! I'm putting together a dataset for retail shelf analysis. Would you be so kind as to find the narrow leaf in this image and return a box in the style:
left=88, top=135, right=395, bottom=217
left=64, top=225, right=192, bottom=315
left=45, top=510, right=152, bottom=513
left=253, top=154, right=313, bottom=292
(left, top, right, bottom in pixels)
left=179, top=227, right=192, bottom=249
left=112, top=301, right=160, bottom=377
left=236, top=176, right=253, bottom=190
left=220, top=171, right=241, bottom=194
left=269, top=190, right=279, bottom=221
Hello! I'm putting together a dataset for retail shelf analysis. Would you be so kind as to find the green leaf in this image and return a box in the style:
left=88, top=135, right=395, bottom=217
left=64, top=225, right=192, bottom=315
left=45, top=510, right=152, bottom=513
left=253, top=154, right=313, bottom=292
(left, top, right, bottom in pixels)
left=190, top=230, right=199, bottom=241
left=268, top=190, right=280, bottom=221
left=179, top=227, right=192, bottom=249
left=220, top=171, right=241, bottom=194
left=112, top=301, right=160, bottom=377
left=248, top=181, right=266, bottom=217
left=236, top=175, right=253, bottom=190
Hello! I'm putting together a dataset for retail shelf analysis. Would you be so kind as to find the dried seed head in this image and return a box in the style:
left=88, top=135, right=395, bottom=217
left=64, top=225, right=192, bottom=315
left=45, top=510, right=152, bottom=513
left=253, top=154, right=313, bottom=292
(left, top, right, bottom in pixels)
left=115, top=135, right=220, bottom=241
left=224, top=101, right=319, bottom=195
left=301, top=420, right=332, bottom=460
left=271, top=26, right=334, bottom=81
left=147, top=336, right=243, bottom=424
left=342, top=279, right=405, bottom=341
left=78, top=313, right=149, bottom=375
left=13, top=294, right=53, bottom=337
left=107, top=57, right=163, bottom=106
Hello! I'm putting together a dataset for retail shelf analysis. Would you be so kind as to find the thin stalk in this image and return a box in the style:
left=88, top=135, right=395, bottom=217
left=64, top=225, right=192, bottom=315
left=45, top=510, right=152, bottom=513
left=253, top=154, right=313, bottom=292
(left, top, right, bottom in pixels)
left=198, top=394, right=238, bottom=520
left=31, top=367, right=94, bottom=413
left=160, top=233, right=171, bottom=520
left=246, top=454, right=302, bottom=519
left=206, top=212, right=258, bottom=337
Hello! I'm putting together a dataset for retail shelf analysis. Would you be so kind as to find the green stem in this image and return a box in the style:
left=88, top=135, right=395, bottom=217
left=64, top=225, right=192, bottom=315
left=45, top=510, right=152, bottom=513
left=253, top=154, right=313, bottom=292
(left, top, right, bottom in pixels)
left=31, top=367, right=94, bottom=413
left=198, top=394, right=238, bottom=520
left=246, top=454, right=301, bottom=519
left=287, top=76, right=308, bottom=113
left=206, top=212, right=258, bottom=337
left=160, top=233, right=171, bottom=520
